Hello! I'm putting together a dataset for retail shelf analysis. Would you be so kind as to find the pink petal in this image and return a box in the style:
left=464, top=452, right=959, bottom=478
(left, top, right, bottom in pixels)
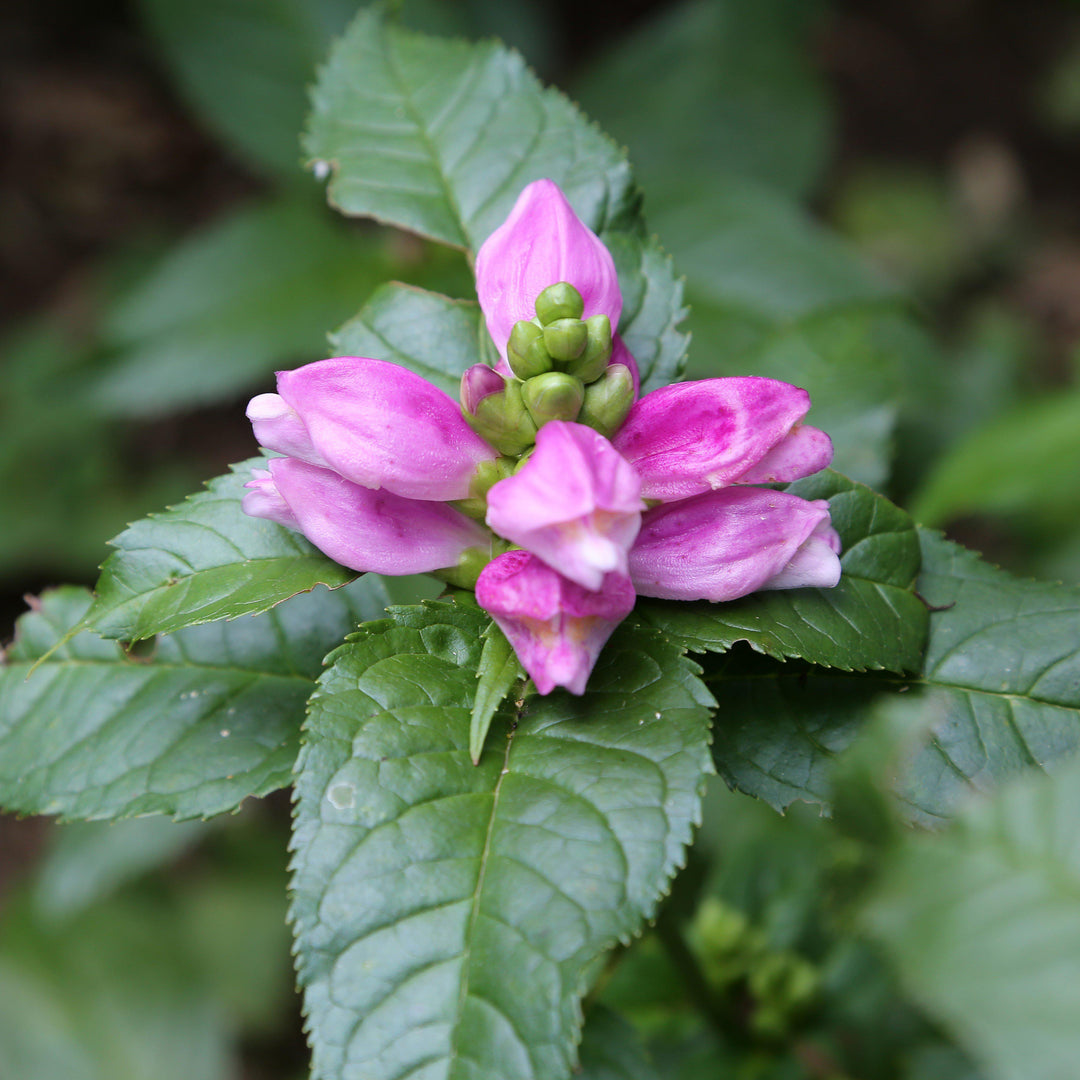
left=759, top=506, right=843, bottom=590
left=629, top=487, right=839, bottom=601
left=273, top=357, right=498, bottom=502
left=246, top=394, right=327, bottom=468
left=475, top=179, right=622, bottom=359
left=460, top=364, right=507, bottom=414
left=242, top=467, right=300, bottom=530
left=612, top=377, right=814, bottom=502
left=733, top=424, right=833, bottom=484
left=243, top=457, right=492, bottom=575
left=476, top=550, right=635, bottom=695
left=485, top=421, right=643, bottom=590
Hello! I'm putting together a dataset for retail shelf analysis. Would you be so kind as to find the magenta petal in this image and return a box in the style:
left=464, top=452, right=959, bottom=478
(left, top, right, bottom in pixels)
left=760, top=505, right=843, bottom=590
left=486, top=421, right=643, bottom=590
left=612, top=377, right=814, bottom=502
left=476, top=550, right=635, bottom=695
left=246, top=394, right=327, bottom=468
left=244, top=457, right=491, bottom=575
left=476, top=179, right=622, bottom=359
left=629, top=487, right=838, bottom=601
left=461, top=364, right=506, bottom=413
left=242, top=467, right=300, bottom=530
left=733, top=424, right=833, bottom=484
left=275, top=357, right=498, bottom=501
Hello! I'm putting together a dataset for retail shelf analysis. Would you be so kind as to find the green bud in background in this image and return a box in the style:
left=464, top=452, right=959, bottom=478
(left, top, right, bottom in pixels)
left=507, top=320, right=553, bottom=380
left=453, top=456, right=517, bottom=518
left=566, top=314, right=612, bottom=383
left=464, top=379, right=538, bottom=456
left=542, top=318, right=588, bottom=362
left=577, top=363, right=635, bottom=437
left=522, top=371, right=584, bottom=425
left=534, top=281, right=584, bottom=325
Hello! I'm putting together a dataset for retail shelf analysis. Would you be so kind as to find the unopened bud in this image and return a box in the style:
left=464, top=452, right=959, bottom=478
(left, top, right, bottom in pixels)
left=535, top=282, right=584, bottom=325
left=463, top=378, right=538, bottom=456
left=566, top=314, right=612, bottom=383
left=507, top=320, right=554, bottom=380
left=577, top=363, right=634, bottom=437
left=521, top=371, right=584, bottom=426
left=460, top=363, right=506, bottom=414
left=542, top=318, right=588, bottom=362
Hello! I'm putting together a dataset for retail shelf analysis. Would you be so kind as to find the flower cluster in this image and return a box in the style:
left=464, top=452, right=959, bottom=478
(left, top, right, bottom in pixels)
left=243, top=180, right=842, bottom=695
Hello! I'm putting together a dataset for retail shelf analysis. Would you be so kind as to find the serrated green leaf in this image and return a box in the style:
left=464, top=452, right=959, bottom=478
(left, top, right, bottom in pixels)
left=469, top=619, right=522, bottom=765
left=305, top=7, right=636, bottom=252
left=83, top=459, right=357, bottom=642
left=637, top=471, right=927, bottom=674
left=574, top=0, right=832, bottom=201
left=331, top=283, right=486, bottom=397
left=605, top=231, right=690, bottom=393
left=291, top=599, right=714, bottom=1080
left=863, top=755, right=1080, bottom=1080
left=709, top=530, right=1080, bottom=820
left=0, top=579, right=383, bottom=821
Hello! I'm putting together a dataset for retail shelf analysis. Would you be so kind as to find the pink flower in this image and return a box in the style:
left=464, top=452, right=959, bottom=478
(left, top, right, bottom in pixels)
left=242, top=177, right=843, bottom=698
left=476, top=551, right=635, bottom=695
left=612, top=377, right=832, bottom=502
left=243, top=459, right=491, bottom=576
left=475, top=179, right=622, bottom=361
left=485, top=422, right=644, bottom=591
left=248, top=357, right=498, bottom=502
left=629, top=489, right=841, bottom=601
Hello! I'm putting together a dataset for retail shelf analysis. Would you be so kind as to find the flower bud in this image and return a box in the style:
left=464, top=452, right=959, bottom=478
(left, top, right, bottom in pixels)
left=453, top=456, right=517, bottom=519
left=463, top=378, right=538, bottom=457
left=565, top=314, right=612, bottom=383
left=577, top=363, right=635, bottom=438
left=542, top=318, right=588, bottom=362
left=507, top=321, right=554, bottom=380
left=535, top=281, right=584, bottom=325
left=460, top=363, right=505, bottom=414
left=521, top=372, right=585, bottom=426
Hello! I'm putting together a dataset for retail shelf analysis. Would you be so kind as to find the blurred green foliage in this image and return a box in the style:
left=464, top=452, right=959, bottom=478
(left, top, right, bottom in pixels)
left=4, top=0, right=1080, bottom=1077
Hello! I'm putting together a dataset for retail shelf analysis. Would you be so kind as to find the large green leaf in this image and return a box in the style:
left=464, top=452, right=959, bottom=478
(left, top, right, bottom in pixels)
left=638, top=471, right=927, bottom=674
left=574, top=0, right=832, bottom=201
left=0, top=580, right=383, bottom=821
left=291, top=599, right=714, bottom=1080
left=864, top=755, right=1080, bottom=1080
left=136, top=0, right=358, bottom=176
left=83, top=459, right=357, bottom=642
left=305, top=7, right=636, bottom=252
left=709, top=530, right=1080, bottom=820
left=90, top=194, right=399, bottom=416
left=0, top=895, right=232, bottom=1080
left=912, top=389, right=1080, bottom=528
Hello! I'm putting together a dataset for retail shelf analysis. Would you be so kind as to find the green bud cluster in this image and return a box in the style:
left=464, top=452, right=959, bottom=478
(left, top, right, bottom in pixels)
left=503, top=282, right=632, bottom=435
left=460, top=282, right=636, bottom=514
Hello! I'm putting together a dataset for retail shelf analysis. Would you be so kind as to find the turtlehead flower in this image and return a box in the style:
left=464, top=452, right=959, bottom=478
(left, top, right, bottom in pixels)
left=243, top=178, right=843, bottom=698
left=476, top=551, right=635, bottom=695
left=485, top=422, right=644, bottom=591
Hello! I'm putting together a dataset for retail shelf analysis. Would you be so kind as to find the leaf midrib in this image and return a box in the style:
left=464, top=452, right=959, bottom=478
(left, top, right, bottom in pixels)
left=447, top=709, right=525, bottom=1076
